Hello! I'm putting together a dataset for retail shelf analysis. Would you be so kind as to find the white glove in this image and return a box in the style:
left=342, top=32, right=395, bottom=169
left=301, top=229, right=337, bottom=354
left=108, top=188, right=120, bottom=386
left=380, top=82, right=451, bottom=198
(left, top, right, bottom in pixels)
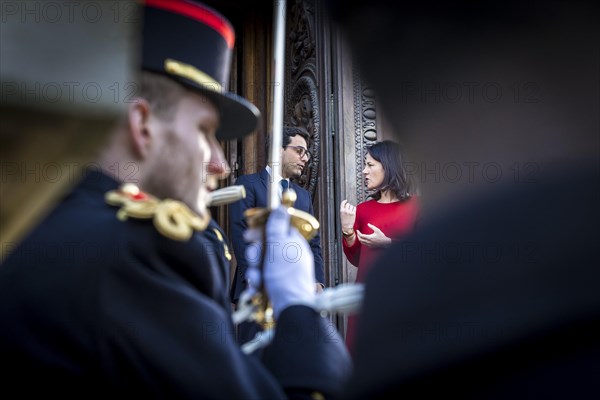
left=244, top=206, right=316, bottom=318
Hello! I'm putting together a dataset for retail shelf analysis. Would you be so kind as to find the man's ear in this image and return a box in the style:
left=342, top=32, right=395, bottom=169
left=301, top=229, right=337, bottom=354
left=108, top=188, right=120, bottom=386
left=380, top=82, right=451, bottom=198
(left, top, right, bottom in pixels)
left=128, top=98, right=152, bottom=158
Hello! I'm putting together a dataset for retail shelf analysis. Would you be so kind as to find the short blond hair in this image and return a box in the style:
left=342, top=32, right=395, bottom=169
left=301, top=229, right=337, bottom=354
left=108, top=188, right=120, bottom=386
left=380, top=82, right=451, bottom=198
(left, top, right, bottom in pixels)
left=137, top=71, right=186, bottom=118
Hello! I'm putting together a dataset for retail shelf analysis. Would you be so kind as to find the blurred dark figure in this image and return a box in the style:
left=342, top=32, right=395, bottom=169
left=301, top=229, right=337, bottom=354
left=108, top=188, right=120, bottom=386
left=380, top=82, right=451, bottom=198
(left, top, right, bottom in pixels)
left=328, top=1, right=600, bottom=398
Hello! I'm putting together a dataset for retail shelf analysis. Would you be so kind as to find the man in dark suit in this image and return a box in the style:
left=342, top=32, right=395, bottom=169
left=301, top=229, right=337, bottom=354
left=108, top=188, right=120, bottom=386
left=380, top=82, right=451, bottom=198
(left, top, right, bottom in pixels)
left=230, top=126, right=326, bottom=304
left=326, top=0, right=600, bottom=398
left=0, top=1, right=350, bottom=398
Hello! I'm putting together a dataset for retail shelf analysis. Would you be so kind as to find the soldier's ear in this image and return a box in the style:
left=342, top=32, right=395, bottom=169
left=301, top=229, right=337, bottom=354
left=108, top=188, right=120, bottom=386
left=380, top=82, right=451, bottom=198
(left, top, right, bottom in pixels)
left=127, top=98, right=152, bottom=159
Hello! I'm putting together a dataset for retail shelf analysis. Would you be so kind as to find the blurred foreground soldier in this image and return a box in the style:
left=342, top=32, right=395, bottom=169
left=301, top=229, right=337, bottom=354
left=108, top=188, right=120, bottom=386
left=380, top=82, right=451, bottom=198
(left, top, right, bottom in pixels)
left=0, top=1, right=350, bottom=398
left=328, top=0, right=600, bottom=398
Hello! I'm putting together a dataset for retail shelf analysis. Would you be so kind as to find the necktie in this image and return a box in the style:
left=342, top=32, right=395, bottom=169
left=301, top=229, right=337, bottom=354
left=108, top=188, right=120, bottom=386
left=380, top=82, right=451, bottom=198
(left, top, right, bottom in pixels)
left=280, top=179, right=289, bottom=192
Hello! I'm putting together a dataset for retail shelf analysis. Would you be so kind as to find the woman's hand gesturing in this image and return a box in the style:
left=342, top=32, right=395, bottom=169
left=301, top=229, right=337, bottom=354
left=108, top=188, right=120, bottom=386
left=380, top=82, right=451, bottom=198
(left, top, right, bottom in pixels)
left=340, top=200, right=356, bottom=233
left=356, top=223, right=392, bottom=248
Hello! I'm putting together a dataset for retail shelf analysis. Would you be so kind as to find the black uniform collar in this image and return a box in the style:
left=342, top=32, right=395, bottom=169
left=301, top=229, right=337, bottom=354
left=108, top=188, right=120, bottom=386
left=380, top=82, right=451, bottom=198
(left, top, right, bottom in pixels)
left=77, top=169, right=120, bottom=195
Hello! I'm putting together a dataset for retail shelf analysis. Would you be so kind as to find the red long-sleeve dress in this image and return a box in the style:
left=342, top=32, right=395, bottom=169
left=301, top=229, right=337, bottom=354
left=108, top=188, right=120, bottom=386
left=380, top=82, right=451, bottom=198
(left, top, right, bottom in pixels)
left=343, top=197, right=419, bottom=351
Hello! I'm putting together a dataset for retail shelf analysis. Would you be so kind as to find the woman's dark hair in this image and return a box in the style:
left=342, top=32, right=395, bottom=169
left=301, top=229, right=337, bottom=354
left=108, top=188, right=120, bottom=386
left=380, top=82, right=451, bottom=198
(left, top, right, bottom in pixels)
left=366, top=140, right=414, bottom=201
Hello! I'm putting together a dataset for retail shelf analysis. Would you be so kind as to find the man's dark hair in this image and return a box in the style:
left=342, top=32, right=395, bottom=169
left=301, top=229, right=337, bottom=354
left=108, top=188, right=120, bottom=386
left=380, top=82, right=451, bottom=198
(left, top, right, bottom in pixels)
left=367, top=140, right=413, bottom=201
left=265, top=126, right=311, bottom=156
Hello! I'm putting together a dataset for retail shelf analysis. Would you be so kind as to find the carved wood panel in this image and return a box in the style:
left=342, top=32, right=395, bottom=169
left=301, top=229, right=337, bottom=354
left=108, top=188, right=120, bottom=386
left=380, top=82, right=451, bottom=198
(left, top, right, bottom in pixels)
left=285, top=0, right=319, bottom=198
left=352, top=65, right=380, bottom=203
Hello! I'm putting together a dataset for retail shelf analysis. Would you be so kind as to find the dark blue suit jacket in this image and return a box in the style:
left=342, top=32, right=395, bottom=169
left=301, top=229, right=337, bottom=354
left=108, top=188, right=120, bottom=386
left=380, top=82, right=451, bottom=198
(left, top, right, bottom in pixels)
left=229, top=168, right=325, bottom=302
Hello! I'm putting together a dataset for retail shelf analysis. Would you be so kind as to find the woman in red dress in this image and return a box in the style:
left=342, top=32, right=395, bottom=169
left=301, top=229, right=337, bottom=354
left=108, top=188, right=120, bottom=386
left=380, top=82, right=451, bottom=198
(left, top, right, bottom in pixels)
left=341, top=140, right=419, bottom=351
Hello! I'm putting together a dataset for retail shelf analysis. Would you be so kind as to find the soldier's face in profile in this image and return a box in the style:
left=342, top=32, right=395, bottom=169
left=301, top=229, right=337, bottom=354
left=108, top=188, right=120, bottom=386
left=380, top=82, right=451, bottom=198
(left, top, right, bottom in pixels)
left=147, top=90, right=220, bottom=215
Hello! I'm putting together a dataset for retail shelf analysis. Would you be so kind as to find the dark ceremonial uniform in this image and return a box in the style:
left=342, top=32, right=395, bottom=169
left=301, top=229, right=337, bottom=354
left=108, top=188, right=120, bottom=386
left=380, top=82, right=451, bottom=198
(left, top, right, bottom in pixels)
left=204, top=218, right=234, bottom=310
left=0, top=171, right=351, bottom=399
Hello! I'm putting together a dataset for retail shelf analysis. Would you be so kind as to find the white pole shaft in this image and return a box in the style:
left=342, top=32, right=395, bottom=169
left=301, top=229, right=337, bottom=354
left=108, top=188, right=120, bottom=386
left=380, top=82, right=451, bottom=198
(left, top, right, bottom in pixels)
left=268, top=0, right=286, bottom=209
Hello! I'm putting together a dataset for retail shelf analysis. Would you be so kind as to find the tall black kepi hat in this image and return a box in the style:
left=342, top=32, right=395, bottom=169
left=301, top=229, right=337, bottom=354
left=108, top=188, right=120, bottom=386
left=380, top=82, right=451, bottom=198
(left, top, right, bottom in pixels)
left=143, top=0, right=260, bottom=140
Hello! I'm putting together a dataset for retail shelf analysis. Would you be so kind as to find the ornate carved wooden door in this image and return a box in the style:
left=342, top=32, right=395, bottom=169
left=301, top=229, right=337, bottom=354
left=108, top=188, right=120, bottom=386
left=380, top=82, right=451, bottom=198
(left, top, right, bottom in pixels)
left=283, top=0, right=390, bottom=335
left=210, top=0, right=390, bottom=335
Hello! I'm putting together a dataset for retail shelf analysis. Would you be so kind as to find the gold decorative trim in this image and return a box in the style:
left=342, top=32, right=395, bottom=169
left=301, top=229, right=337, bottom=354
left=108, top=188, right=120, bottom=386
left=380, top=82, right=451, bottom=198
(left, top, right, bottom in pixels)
left=212, top=228, right=223, bottom=241
left=223, top=244, right=232, bottom=261
left=105, top=184, right=210, bottom=242
left=164, top=58, right=222, bottom=92
left=210, top=227, right=231, bottom=260
left=154, top=199, right=209, bottom=241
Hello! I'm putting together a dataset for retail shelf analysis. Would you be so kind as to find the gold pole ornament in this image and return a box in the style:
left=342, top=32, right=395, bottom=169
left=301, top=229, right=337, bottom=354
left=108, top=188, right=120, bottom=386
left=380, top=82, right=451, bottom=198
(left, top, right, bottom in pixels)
left=244, top=190, right=320, bottom=241
left=245, top=190, right=320, bottom=329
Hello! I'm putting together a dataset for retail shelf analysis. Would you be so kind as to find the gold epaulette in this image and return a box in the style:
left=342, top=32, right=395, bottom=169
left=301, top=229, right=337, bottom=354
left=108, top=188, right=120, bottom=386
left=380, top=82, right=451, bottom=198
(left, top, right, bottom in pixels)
left=105, top=183, right=210, bottom=241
